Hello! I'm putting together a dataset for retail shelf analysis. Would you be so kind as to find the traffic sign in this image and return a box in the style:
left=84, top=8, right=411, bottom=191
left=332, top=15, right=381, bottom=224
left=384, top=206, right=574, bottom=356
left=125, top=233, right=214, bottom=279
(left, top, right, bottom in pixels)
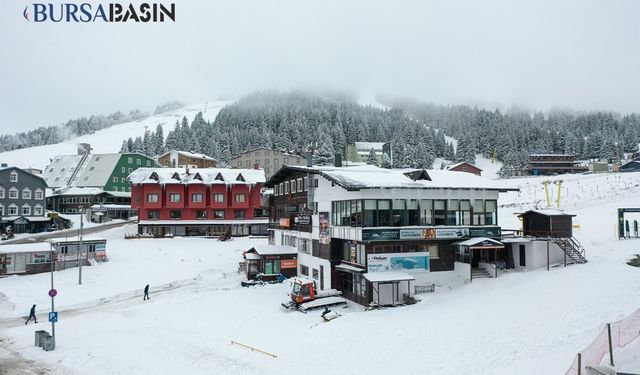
left=48, top=289, right=57, bottom=298
left=48, top=311, right=58, bottom=323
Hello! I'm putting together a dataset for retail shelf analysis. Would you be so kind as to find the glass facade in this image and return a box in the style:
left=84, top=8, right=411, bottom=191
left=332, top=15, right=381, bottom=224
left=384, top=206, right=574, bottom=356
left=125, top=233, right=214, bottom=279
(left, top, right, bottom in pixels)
left=332, top=198, right=497, bottom=227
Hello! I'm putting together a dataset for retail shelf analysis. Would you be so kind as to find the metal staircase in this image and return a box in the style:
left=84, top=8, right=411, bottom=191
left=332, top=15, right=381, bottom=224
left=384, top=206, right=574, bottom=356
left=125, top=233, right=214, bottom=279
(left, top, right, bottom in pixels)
left=551, top=236, right=587, bottom=264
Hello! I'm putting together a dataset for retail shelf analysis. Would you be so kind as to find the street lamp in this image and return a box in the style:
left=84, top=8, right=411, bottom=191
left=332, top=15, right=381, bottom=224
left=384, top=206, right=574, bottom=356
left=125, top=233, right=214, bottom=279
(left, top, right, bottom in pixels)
left=77, top=206, right=84, bottom=285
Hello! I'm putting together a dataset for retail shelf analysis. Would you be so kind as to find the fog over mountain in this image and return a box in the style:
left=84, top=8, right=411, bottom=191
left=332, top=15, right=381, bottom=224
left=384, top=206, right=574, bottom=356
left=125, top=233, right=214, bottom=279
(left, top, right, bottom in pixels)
left=1, top=0, right=640, bottom=132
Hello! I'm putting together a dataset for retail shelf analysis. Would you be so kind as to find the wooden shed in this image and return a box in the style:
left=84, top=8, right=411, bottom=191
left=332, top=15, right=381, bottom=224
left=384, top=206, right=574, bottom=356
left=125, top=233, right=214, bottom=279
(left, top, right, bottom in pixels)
left=243, top=245, right=298, bottom=280
left=518, top=209, right=575, bottom=238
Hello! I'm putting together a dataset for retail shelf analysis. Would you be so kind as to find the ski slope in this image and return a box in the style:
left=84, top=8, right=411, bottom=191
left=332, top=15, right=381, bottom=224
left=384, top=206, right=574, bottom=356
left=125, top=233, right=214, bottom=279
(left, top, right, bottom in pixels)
left=1, top=176, right=640, bottom=375
left=0, top=101, right=231, bottom=171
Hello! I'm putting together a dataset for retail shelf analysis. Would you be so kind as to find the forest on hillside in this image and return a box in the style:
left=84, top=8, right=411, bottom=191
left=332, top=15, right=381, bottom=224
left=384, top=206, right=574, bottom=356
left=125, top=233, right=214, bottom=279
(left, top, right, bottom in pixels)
left=121, top=91, right=640, bottom=175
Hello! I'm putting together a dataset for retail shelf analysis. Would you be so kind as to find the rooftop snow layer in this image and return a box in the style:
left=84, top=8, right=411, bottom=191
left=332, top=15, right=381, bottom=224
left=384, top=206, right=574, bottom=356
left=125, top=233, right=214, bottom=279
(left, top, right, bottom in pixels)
left=128, top=167, right=266, bottom=185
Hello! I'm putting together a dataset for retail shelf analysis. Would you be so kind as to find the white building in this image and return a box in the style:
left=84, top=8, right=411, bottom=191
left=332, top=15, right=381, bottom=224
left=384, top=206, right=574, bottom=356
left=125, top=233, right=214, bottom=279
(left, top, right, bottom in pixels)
left=265, top=165, right=517, bottom=306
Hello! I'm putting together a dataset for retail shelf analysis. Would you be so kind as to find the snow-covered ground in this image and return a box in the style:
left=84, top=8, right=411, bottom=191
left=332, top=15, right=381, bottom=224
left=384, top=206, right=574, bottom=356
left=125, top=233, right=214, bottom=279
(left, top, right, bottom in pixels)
left=1, top=171, right=640, bottom=374
left=0, top=101, right=232, bottom=171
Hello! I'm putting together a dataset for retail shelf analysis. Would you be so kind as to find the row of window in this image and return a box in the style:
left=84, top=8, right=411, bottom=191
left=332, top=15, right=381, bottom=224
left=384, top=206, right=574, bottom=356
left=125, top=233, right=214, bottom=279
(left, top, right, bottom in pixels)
left=0, top=187, right=44, bottom=200
left=126, top=157, right=152, bottom=166
left=274, top=177, right=317, bottom=196
left=147, top=193, right=247, bottom=204
left=60, top=197, right=91, bottom=204
left=280, top=234, right=310, bottom=253
left=147, top=209, right=247, bottom=220
left=299, top=264, right=320, bottom=280
left=0, top=203, right=43, bottom=216
left=331, top=199, right=498, bottom=227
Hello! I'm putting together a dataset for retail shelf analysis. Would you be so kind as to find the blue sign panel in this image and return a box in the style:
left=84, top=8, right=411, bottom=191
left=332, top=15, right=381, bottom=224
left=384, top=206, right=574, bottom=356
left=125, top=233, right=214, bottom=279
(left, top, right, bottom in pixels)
left=48, top=311, right=58, bottom=323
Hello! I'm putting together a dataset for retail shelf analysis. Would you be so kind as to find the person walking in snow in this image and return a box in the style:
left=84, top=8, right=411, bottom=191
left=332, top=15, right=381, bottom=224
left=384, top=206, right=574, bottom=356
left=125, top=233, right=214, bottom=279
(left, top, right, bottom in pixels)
left=25, top=304, right=37, bottom=324
left=625, top=220, right=631, bottom=239
left=634, top=220, right=638, bottom=239
left=143, top=284, right=150, bottom=300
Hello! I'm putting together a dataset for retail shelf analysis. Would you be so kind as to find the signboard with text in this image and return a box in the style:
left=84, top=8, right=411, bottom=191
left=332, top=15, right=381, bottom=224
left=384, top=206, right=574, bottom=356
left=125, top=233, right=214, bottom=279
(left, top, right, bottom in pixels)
left=367, top=252, right=429, bottom=273
left=363, top=226, right=501, bottom=241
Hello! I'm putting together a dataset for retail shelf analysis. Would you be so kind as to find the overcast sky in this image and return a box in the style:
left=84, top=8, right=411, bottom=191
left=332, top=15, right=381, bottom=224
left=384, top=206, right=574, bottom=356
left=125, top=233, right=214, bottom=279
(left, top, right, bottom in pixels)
left=1, top=0, right=640, bottom=133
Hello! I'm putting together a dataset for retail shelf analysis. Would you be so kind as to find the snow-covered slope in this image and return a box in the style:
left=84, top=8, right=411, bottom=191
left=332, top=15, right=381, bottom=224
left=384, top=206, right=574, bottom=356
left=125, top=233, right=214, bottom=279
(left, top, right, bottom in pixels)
left=0, top=101, right=231, bottom=171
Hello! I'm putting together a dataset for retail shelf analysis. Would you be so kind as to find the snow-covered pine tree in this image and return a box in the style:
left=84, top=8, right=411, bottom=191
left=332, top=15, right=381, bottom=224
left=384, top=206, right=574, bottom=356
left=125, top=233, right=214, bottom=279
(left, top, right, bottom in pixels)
left=366, top=148, right=378, bottom=166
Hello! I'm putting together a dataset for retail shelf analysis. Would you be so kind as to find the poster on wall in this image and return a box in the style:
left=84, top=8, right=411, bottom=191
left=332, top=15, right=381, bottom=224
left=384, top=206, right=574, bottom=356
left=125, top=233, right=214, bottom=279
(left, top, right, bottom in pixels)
left=319, top=212, right=330, bottom=244
left=367, top=252, right=430, bottom=273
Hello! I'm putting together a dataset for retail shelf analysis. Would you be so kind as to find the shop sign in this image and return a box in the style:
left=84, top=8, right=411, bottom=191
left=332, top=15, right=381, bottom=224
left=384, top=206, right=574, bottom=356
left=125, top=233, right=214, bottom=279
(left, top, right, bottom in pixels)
left=468, top=227, right=501, bottom=237
left=362, top=229, right=400, bottom=241
left=279, top=218, right=291, bottom=228
left=295, top=214, right=312, bottom=226
left=434, top=228, right=469, bottom=239
left=280, top=259, right=297, bottom=269
left=367, top=252, right=429, bottom=273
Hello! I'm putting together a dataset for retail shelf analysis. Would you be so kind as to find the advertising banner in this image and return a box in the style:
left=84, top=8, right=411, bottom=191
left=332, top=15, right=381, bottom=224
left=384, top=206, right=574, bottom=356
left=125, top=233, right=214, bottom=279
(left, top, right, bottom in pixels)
left=434, top=228, right=469, bottom=239
left=319, top=212, right=330, bottom=244
left=362, top=229, right=400, bottom=241
left=367, top=252, right=429, bottom=273
left=364, top=226, right=501, bottom=241
left=468, top=227, right=501, bottom=237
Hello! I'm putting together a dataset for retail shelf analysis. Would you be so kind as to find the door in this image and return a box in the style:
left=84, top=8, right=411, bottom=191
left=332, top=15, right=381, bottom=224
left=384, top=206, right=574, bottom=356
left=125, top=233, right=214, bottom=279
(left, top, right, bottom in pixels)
left=519, top=245, right=526, bottom=267
left=15, top=254, right=27, bottom=273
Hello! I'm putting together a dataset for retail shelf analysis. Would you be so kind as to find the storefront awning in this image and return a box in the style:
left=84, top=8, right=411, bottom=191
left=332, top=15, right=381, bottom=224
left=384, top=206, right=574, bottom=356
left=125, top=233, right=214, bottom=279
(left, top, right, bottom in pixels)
left=363, top=272, right=415, bottom=283
left=335, top=263, right=365, bottom=273
left=454, top=237, right=504, bottom=249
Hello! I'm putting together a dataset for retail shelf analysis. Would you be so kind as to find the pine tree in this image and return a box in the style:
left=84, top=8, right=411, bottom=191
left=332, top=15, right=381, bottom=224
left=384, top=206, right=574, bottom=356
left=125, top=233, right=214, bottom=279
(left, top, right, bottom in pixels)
left=314, top=133, right=335, bottom=166
left=366, top=148, right=378, bottom=166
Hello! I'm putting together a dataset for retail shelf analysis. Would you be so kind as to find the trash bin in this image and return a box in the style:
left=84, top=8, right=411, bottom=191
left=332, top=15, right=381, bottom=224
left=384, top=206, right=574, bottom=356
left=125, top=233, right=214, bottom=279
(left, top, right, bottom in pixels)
left=34, top=330, right=49, bottom=347
left=41, top=335, right=55, bottom=351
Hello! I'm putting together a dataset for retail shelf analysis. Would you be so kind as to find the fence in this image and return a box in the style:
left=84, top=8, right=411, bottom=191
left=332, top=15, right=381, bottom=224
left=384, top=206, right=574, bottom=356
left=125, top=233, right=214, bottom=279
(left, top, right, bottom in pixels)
left=565, top=309, right=640, bottom=374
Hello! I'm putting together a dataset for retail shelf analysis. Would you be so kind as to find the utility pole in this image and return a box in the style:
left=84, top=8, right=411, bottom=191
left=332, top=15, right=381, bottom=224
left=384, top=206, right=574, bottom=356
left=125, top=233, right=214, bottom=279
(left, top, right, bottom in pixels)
left=49, top=241, right=56, bottom=350
left=78, top=206, right=84, bottom=285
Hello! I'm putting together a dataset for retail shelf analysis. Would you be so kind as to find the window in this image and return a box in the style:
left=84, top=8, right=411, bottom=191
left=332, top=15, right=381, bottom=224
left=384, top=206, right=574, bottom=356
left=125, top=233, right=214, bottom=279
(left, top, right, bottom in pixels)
left=34, top=204, right=43, bottom=216
left=9, top=171, right=17, bottom=182
left=235, top=194, right=246, bottom=203
left=88, top=244, right=96, bottom=253
left=274, top=185, right=279, bottom=196
left=60, top=246, right=68, bottom=254
left=34, top=189, right=43, bottom=200
left=192, top=193, right=203, bottom=203
left=264, top=159, right=270, bottom=165
left=297, top=178, right=303, bottom=193
left=8, top=188, right=18, bottom=199
left=148, top=210, right=160, bottom=219
left=214, top=210, right=225, bottom=219
left=169, top=193, right=181, bottom=202
left=147, top=193, right=159, bottom=202
left=121, top=167, right=126, bottom=173
left=427, top=243, right=439, bottom=259
left=255, top=159, right=260, bottom=165
left=279, top=183, right=284, bottom=194
left=237, top=161, right=242, bottom=167
left=289, top=236, right=297, bottom=247
left=0, top=187, right=4, bottom=199
left=284, top=182, right=289, bottom=194
left=265, top=167, right=269, bottom=174
left=235, top=210, right=246, bottom=219
left=196, top=210, right=208, bottom=219
left=136, top=159, right=141, bottom=165
left=213, top=193, right=224, bottom=202
left=473, top=199, right=485, bottom=225
left=128, top=168, right=133, bottom=173
left=255, top=151, right=260, bottom=156
left=303, top=177, right=308, bottom=192
left=485, top=200, right=497, bottom=225
left=15, top=188, right=26, bottom=199
left=300, top=239, right=310, bottom=254
left=314, top=178, right=318, bottom=188
left=245, top=160, right=250, bottom=167
left=113, top=177, right=118, bottom=183
left=274, top=158, right=279, bottom=165
left=146, top=161, right=151, bottom=167
left=128, top=157, right=133, bottom=163
left=0, top=204, right=3, bottom=216
left=169, top=210, right=181, bottom=219
left=300, top=264, right=309, bottom=276
left=8, top=204, right=18, bottom=215
left=434, top=200, right=446, bottom=225
left=290, top=180, right=295, bottom=193
left=312, top=268, right=319, bottom=280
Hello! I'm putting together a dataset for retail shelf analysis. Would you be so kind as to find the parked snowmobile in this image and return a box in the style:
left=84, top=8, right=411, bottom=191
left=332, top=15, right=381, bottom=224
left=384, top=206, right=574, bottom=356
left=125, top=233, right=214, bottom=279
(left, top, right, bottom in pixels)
left=281, top=278, right=347, bottom=312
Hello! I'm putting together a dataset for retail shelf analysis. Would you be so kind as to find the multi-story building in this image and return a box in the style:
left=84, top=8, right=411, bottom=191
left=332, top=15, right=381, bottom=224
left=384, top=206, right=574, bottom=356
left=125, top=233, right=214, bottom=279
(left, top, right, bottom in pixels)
left=229, top=148, right=306, bottom=179
left=0, top=165, right=50, bottom=233
left=265, top=164, right=516, bottom=306
left=128, top=167, right=268, bottom=237
left=42, top=146, right=157, bottom=215
left=345, top=142, right=388, bottom=165
left=528, top=154, right=587, bottom=175
left=157, top=150, right=217, bottom=168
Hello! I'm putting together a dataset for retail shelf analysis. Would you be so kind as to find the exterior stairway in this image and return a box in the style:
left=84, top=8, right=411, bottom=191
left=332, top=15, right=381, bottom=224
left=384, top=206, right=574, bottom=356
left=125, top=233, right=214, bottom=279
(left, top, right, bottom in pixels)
left=551, top=236, right=588, bottom=264
left=471, top=268, right=493, bottom=279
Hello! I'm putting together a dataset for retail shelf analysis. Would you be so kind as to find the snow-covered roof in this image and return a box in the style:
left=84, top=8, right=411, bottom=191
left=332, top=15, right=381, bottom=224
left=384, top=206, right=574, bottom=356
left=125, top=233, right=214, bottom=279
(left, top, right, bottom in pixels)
left=267, top=165, right=517, bottom=192
left=244, top=252, right=261, bottom=260
left=128, top=167, right=266, bottom=185
left=363, top=272, right=415, bottom=282
left=448, top=162, right=482, bottom=171
left=354, top=142, right=385, bottom=151
left=73, top=153, right=122, bottom=187
left=520, top=209, right=575, bottom=217
left=42, top=154, right=85, bottom=188
left=159, top=150, right=217, bottom=161
left=0, top=243, right=52, bottom=254
left=47, top=236, right=106, bottom=244
left=248, top=245, right=298, bottom=255
left=336, top=263, right=365, bottom=273
left=50, top=187, right=130, bottom=198
left=454, top=237, right=504, bottom=247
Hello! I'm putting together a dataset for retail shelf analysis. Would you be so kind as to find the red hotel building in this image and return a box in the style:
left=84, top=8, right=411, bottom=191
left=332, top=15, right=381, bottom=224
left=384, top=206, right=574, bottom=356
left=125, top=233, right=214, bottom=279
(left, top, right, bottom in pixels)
left=128, top=168, right=268, bottom=237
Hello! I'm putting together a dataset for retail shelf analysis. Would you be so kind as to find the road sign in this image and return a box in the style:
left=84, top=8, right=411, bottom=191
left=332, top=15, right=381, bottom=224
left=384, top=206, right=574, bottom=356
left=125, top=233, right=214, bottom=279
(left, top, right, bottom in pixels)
left=48, top=289, right=57, bottom=298
left=48, top=311, right=58, bottom=323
